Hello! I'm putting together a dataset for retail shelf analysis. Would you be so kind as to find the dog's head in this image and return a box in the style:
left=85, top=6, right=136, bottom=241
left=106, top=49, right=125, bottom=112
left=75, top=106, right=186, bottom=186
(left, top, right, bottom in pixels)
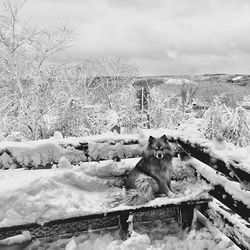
left=147, top=135, right=172, bottom=159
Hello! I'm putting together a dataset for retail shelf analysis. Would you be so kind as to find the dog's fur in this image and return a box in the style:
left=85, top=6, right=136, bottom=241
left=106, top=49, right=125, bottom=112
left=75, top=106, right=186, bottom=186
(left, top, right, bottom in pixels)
left=124, top=135, right=174, bottom=205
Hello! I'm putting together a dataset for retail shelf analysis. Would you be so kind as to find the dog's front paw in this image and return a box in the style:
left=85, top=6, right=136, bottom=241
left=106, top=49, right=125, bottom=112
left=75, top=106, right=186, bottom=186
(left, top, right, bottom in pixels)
left=107, top=191, right=124, bottom=208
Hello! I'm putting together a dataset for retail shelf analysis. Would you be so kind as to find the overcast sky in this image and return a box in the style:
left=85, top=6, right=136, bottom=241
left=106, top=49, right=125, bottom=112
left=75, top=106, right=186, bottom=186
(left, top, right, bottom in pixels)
left=20, top=0, right=250, bottom=76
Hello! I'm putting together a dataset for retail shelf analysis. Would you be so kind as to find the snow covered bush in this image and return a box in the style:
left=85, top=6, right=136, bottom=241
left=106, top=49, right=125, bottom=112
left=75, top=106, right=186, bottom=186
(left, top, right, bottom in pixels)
left=202, top=96, right=250, bottom=147
left=52, top=101, right=111, bottom=137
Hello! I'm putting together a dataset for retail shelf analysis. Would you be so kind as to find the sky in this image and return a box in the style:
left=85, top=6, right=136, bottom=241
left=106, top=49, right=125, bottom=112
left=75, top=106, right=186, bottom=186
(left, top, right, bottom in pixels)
left=18, top=0, right=250, bottom=76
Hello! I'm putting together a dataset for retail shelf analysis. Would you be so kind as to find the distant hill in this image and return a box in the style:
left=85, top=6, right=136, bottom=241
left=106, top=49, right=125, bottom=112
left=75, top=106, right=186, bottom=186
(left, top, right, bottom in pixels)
left=133, top=74, right=250, bottom=105
left=135, top=74, right=250, bottom=86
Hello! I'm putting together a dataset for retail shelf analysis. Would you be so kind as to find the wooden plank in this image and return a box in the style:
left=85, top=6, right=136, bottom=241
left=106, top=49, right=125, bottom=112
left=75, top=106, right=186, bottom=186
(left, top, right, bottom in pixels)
left=0, top=199, right=210, bottom=242
left=204, top=199, right=250, bottom=250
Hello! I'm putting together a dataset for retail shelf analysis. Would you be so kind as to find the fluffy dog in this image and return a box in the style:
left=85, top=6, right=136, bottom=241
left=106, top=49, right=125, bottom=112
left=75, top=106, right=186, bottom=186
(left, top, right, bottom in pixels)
left=124, top=135, right=175, bottom=205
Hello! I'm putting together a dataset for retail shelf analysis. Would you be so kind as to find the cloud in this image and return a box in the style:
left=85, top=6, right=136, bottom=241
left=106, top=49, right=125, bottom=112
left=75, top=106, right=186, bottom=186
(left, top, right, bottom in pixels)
left=18, top=0, right=250, bottom=75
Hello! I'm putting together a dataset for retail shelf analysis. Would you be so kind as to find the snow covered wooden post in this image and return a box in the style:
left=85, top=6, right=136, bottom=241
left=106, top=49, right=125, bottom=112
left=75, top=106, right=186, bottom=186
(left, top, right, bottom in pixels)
left=119, top=212, right=133, bottom=240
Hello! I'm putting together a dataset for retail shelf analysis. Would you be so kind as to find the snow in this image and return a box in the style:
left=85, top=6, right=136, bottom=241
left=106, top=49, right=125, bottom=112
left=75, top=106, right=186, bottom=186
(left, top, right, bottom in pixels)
left=65, top=238, right=77, bottom=250
left=0, top=165, right=117, bottom=227
left=231, top=76, right=243, bottom=82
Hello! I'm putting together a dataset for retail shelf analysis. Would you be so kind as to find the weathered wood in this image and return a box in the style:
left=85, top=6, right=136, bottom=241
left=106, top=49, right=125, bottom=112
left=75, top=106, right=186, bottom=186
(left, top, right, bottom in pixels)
left=187, top=157, right=250, bottom=222
left=0, top=198, right=210, bottom=242
left=119, top=212, right=131, bottom=240
left=204, top=199, right=250, bottom=250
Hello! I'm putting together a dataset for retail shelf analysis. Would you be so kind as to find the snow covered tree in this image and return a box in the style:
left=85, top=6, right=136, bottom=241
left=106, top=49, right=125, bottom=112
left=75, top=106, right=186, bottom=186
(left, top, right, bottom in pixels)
left=147, top=87, right=183, bottom=129
left=84, top=56, right=139, bottom=110
left=0, top=0, right=75, bottom=139
left=47, top=63, right=112, bottom=136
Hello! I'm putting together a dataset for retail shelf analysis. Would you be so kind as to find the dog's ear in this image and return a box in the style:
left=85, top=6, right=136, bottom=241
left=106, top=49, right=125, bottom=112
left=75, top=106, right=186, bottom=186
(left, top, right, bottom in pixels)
left=161, top=135, right=168, bottom=142
left=148, top=136, right=155, bottom=144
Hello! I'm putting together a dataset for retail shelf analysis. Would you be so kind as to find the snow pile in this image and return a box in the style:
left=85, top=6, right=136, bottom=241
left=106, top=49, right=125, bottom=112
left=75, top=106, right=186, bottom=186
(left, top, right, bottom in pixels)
left=0, top=162, right=123, bottom=227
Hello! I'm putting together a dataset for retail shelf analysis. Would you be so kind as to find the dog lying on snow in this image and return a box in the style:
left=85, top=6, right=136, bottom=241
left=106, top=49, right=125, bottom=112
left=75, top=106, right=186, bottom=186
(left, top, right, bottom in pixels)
left=122, top=135, right=177, bottom=206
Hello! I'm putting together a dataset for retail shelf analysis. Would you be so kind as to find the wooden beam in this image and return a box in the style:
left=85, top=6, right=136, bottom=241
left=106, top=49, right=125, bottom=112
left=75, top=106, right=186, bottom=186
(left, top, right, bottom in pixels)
left=204, top=199, right=250, bottom=250
left=195, top=209, right=240, bottom=250
left=186, top=157, right=250, bottom=222
left=0, top=198, right=210, bottom=242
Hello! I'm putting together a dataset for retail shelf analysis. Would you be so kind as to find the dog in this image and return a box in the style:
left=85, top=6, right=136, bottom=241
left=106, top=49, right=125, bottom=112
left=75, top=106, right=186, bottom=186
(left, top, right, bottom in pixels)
left=124, top=135, right=175, bottom=205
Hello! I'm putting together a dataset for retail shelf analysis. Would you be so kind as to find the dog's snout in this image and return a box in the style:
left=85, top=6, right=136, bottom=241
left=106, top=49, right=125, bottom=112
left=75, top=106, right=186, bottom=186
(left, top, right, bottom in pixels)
left=156, top=152, right=163, bottom=159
